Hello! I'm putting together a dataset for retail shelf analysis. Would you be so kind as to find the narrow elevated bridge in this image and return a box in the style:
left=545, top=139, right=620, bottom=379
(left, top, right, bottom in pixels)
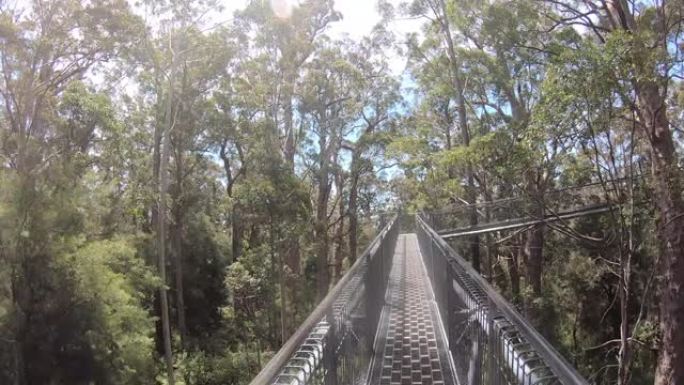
left=250, top=209, right=599, bottom=385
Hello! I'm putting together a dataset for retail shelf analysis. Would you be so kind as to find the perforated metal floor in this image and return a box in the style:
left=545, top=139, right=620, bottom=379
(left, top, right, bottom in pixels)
left=369, top=234, right=456, bottom=385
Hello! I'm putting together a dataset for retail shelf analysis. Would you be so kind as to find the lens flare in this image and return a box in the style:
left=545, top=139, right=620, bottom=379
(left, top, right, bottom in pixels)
left=270, top=0, right=294, bottom=19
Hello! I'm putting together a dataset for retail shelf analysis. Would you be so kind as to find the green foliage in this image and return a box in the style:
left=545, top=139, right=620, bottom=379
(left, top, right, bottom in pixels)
left=180, top=349, right=263, bottom=385
left=56, top=237, right=159, bottom=384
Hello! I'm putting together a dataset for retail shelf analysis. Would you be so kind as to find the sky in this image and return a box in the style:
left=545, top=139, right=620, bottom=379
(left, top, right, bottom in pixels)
left=223, top=0, right=388, bottom=38
left=221, top=0, right=424, bottom=75
left=216, top=0, right=422, bottom=181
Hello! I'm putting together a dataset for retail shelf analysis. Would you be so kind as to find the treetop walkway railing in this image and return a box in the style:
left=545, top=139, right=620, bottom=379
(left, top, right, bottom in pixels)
left=424, top=178, right=637, bottom=232
left=249, top=216, right=399, bottom=385
left=437, top=203, right=612, bottom=239
left=249, top=208, right=592, bottom=385
left=416, top=213, right=588, bottom=385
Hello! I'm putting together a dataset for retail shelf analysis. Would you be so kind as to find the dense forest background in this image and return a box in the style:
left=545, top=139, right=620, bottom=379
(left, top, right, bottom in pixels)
left=0, top=0, right=683, bottom=384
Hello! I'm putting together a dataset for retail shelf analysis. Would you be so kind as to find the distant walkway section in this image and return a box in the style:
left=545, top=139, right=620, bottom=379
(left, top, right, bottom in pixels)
left=370, top=234, right=456, bottom=385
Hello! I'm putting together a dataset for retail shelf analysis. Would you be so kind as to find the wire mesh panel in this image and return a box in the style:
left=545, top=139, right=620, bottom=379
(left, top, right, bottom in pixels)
left=416, top=214, right=588, bottom=385
left=251, top=216, right=399, bottom=385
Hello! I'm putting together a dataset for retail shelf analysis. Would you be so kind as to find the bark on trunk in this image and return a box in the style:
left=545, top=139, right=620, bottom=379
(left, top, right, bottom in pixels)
left=523, top=175, right=544, bottom=332
left=281, top=68, right=301, bottom=320
left=283, top=69, right=296, bottom=168
left=524, top=172, right=544, bottom=297
left=316, top=190, right=330, bottom=300
left=10, top=251, right=28, bottom=385
left=348, top=172, right=360, bottom=264
left=524, top=225, right=544, bottom=297
left=483, top=184, right=493, bottom=282
left=173, top=221, right=186, bottom=345
left=636, top=81, right=684, bottom=385
left=274, top=223, right=289, bottom=344
left=157, top=33, right=176, bottom=385
left=11, top=139, right=35, bottom=385
left=594, top=3, right=684, bottom=381
left=333, top=173, right=345, bottom=281
left=316, top=137, right=331, bottom=301
left=438, top=0, right=480, bottom=271
left=347, top=131, right=368, bottom=265
left=172, top=120, right=187, bottom=345
left=232, top=207, right=244, bottom=261
left=151, top=82, right=164, bottom=358
left=618, top=247, right=632, bottom=385
left=509, top=240, right=521, bottom=304
left=220, top=143, right=245, bottom=262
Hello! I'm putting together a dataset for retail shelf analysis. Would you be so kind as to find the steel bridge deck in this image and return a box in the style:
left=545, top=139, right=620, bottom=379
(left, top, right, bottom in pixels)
left=369, top=234, right=456, bottom=385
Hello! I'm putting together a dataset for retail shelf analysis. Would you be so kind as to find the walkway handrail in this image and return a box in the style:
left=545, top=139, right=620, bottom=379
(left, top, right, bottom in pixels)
left=249, top=215, right=398, bottom=385
left=423, top=175, right=642, bottom=217
left=417, top=213, right=589, bottom=385
left=438, top=203, right=612, bottom=238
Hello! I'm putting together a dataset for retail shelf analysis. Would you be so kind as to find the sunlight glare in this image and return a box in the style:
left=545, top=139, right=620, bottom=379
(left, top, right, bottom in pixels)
left=270, top=0, right=294, bottom=19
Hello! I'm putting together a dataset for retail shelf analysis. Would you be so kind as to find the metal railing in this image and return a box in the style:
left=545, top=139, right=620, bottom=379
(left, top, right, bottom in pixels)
left=423, top=179, right=632, bottom=232
left=416, top=213, right=589, bottom=385
left=437, top=203, right=612, bottom=239
left=250, top=216, right=399, bottom=385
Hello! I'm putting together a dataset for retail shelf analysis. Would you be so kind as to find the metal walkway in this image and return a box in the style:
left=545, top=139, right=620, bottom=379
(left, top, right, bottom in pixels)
left=251, top=214, right=590, bottom=385
left=369, top=234, right=455, bottom=385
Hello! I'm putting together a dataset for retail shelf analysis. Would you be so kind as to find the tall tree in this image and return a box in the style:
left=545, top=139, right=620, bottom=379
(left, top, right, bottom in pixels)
left=0, top=2, right=143, bottom=383
left=542, top=2, right=684, bottom=383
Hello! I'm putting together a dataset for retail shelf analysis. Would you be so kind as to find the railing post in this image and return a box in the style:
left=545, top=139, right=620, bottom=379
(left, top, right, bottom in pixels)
left=446, top=263, right=454, bottom=350
left=429, top=237, right=435, bottom=287
left=380, top=234, right=385, bottom=293
left=366, top=250, right=374, bottom=354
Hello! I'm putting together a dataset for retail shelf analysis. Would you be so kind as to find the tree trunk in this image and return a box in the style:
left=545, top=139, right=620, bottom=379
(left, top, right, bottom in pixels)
left=483, top=182, right=493, bottom=282
left=316, top=133, right=331, bottom=301
left=590, top=3, right=684, bottom=380
left=284, top=236, right=300, bottom=330
left=618, top=247, right=632, bottom=385
left=274, top=223, right=288, bottom=344
left=232, top=205, right=244, bottom=261
left=151, top=79, right=165, bottom=358
left=11, top=142, right=34, bottom=385
left=281, top=68, right=301, bottom=321
left=468, top=173, right=481, bottom=272
left=10, top=252, right=28, bottom=385
left=283, top=69, right=296, bottom=168
left=524, top=225, right=544, bottom=297
left=348, top=172, right=360, bottom=264
left=173, top=221, right=186, bottom=345
left=524, top=172, right=544, bottom=298
left=636, top=81, right=684, bottom=385
left=508, top=241, right=521, bottom=304
left=347, top=130, right=369, bottom=265
left=157, top=32, right=176, bottom=385
left=172, top=113, right=187, bottom=346
left=524, top=175, right=544, bottom=331
left=438, top=0, right=480, bottom=271
left=316, top=176, right=331, bottom=301
left=333, top=172, right=345, bottom=281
